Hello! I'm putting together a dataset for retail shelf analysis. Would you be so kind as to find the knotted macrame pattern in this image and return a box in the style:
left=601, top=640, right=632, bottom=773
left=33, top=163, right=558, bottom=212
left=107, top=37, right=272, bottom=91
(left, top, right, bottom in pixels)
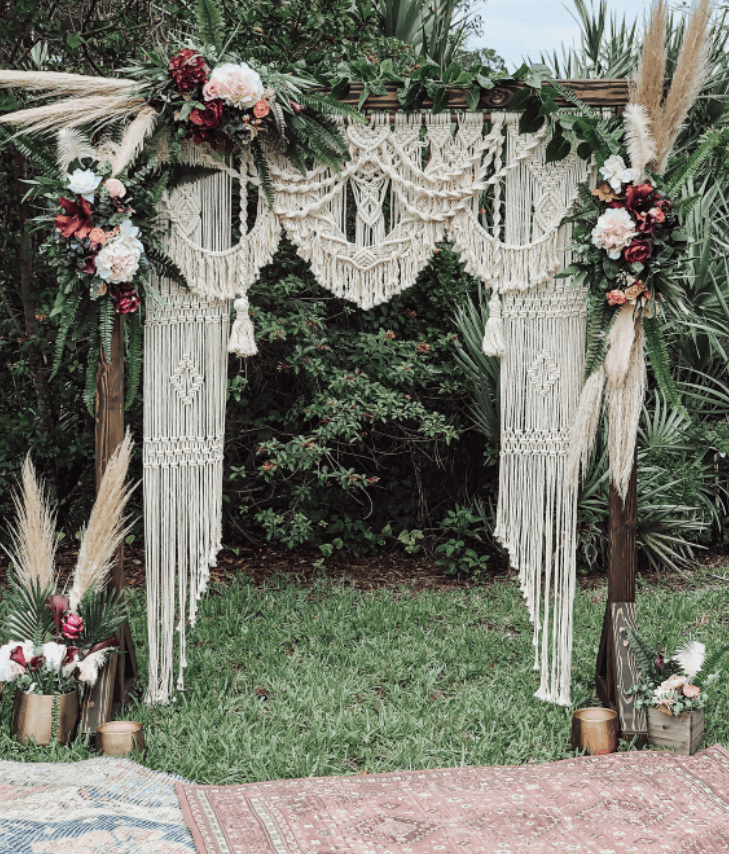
left=146, top=114, right=589, bottom=705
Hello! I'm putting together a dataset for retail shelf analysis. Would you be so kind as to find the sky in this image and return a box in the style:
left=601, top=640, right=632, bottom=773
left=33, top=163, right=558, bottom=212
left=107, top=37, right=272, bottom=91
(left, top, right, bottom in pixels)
left=470, top=0, right=652, bottom=69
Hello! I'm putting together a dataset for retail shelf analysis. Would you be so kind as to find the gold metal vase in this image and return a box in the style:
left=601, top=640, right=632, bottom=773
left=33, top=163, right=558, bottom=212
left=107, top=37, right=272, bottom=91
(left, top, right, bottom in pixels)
left=10, top=689, right=79, bottom=746
left=571, top=707, right=618, bottom=755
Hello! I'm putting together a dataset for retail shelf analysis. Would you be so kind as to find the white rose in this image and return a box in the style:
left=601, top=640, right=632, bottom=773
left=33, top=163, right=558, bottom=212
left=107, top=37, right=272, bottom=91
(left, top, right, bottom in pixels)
left=67, top=168, right=102, bottom=203
left=591, top=207, right=637, bottom=259
left=94, top=219, right=144, bottom=284
left=599, top=155, right=638, bottom=193
left=204, top=62, right=264, bottom=109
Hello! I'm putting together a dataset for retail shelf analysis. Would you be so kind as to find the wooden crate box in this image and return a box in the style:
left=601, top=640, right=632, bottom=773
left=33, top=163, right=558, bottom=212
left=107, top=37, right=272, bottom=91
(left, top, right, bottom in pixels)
left=646, top=707, right=705, bottom=755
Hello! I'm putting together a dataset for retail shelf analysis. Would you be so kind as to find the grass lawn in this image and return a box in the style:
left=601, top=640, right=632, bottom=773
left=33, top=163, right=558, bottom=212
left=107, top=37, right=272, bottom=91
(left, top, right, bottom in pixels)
left=2, top=565, right=729, bottom=782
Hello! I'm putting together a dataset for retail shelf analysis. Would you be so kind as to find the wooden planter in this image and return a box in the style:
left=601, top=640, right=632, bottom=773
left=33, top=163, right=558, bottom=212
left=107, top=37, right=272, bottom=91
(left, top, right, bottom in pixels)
left=647, top=707, right=705, bottom=755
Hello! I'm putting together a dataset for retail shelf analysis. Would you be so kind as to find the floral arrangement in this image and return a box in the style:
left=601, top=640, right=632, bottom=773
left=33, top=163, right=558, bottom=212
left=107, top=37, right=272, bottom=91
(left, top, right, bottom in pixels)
left=0, top=435, right=133, bottom=698
left=626, top=629, right=728, bottom=717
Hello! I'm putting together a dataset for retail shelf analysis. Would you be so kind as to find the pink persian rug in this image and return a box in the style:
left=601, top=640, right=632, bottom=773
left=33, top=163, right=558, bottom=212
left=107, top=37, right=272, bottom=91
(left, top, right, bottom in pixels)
left=177, top=744, right=729, bottom=854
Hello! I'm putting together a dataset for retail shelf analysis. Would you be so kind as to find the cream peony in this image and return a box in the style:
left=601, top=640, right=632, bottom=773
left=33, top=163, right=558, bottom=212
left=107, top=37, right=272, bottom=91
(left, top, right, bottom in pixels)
left=203, top=62, right=264, bottom=109
left=67, top=168, right=102, bottom=202
left=599, top=155, right=637, bottom=193
left=591, top=208, right=637, bottom=259
left=661, top=673, right=687, bottom=692
left=94, top=220, right=144, bottom=284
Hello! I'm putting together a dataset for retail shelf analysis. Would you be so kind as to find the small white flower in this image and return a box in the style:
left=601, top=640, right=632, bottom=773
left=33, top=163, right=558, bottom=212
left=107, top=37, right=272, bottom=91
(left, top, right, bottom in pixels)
left=66, top=168, right=102, bottom=202
left=42, top=642, right=66, bottom=672
left=599, top=155, right=638, bottom=193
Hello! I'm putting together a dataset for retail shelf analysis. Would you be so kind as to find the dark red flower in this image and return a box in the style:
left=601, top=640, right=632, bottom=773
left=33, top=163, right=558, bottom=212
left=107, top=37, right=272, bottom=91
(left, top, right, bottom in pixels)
left=28, top=654, right=45, bottom=672
left=635, top=213, right=655, bottom=235
left=190, top=98, right=224, bottom=129
left=9, top=645, right=27, bottom=669
left=47, top=594, right=69, bottom=633
left=290, top=100, right=303, bottom=114
left=88, top=635, right=119, bottom=655
left=655, top=653, right=664, bottom=670
left=63, top=646, right=80, bottom=667
left=624, top=240, right=652, bottom=264
left=82, top=255, right=97, bottom=275
left=111, top=284, right=140, bottom=315
left=626, top=183, right=658, bottom=213
left=54, top=196, right=92, bottom=240
left=168, top=48, right=208, bottom=92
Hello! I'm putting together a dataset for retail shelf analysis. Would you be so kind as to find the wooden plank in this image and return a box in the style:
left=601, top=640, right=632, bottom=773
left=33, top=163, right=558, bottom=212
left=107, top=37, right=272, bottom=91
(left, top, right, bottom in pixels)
left=611, top=602, right=648, bottom=745
left=596, top=456, right=637, bottom=710
left=81, top=314, right=138, bottom=735
left=319, top=79, right=630, bottom=111
left=647, top=707, right=705, bottom=755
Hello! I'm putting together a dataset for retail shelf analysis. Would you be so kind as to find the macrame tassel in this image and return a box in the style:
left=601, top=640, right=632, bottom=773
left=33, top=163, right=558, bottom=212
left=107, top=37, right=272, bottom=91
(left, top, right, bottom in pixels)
left=228, top=293, right=257, bottom=357
left=482, top=291, right=505, bottom=357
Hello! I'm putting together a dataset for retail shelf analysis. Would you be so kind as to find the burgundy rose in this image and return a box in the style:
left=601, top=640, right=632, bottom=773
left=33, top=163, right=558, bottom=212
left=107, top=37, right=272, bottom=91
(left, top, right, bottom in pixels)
left=28, top=654, right=45, bottom=672
left=82, top=255, right=97, bottom=275
left=624, top=240, right=652, bottom=264
left=635, top=212, right=654, bottom=235
left=168, top=48, right=208, bottom=92
left=626, top=183, right=658, bottom=213
left=190, top=98, right=224, bottom=129
left=47, top=594, right=70, bottom=633
left=61, top=612, right=84, bottom=640
left=655, top=653, right=664, bottom=670
left=111, top=284, right=140, bottom=315
left=9, top=645, right=27, bottom=669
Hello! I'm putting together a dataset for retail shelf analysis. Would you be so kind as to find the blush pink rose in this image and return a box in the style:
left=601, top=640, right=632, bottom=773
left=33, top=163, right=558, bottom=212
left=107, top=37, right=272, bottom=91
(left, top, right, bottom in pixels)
left=591, top=207, right=638, bottom=259
left=683, top=684, right=700, bottom=698
left=205, top=62, right=264, bottom=109
left=662, top=673, right=686, bottom=692
left=105, top=178, right=126, bottom=199
left=606, top=289, right=627, bottom=306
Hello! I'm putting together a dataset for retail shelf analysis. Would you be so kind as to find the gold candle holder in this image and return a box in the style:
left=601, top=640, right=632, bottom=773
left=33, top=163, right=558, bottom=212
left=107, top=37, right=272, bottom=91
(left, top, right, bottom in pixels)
left=96, top=720, right=144, bottom=757
left=571, top=708, right=618, bottom=755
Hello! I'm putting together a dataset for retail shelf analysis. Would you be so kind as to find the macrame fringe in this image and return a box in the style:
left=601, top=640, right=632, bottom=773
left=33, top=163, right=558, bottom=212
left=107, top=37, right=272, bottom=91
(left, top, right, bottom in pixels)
left=228, top=293, right=258, bottom=357
left=482, top=291, right=505, bottom=357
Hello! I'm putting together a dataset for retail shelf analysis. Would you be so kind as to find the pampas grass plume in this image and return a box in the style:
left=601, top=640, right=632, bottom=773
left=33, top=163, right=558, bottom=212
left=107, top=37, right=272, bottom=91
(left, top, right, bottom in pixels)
left=111, top=106, right=158, bottom=175
left=673, top=640, right=706, bottom=681
left=623, top=104, right=657, bottom=178
left=6, top=456, right=57, bottom=592
left=631, top=0, right=669, bottom=131
left=0, top=94, right=146, bottom=136
left=69, top=430, right=136, bottom=609
left=56, top=128, right=97, bottom=173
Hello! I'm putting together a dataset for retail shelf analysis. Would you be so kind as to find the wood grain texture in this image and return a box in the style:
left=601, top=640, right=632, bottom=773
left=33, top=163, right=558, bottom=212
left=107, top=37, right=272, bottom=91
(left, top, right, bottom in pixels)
left=647, top=707, right=705, bottom=755
left=596, top=458, right=638, bottom=710
left=320, top=79, right=630, bottom=111
left=611, top=602, right=648, bottom=744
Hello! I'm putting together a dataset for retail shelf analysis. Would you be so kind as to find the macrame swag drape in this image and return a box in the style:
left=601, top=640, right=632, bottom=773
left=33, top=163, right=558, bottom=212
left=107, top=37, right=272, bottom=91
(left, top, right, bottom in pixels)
left=145, top=112, right=589, bottom=706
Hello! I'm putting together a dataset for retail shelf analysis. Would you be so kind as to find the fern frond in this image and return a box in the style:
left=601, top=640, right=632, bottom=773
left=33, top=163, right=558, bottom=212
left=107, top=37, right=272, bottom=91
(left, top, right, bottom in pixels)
left=251, top=140, right=274, bottom=208
left=626, top=627, right=660, bottom=684
left=84, top=327, right=100, bottom=415
left=99, top=296, right=113, bottom=363
left=695, top=643, right=729, bottom=688
left=584, top=302, right=617, bottom=380
left=146, top=246, right=188, bottom=289
left=124, top=310, right=143, bottom=410
left=195, top=0, right=224, bottom=52
left=0, top=126, right=59, bottom=175
left=294, top=91, right=366, bottom=123
left=643, top=315, right=688, bottom=418
left=51, top=291, right=82, bottom=377
left=666, top=129, right=729, bottom=198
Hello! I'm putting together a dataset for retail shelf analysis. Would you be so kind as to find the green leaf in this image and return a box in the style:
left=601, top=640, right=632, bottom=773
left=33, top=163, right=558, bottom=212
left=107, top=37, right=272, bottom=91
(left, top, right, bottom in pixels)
left=545, top=135, right=571, bottom=163
left=357, top=85, right=370, bottom=112
left=66, top=33, right=83, bottom=50
left=195, top=0, right=224, bottom=52
left=466, top=86, right=481, bottom=112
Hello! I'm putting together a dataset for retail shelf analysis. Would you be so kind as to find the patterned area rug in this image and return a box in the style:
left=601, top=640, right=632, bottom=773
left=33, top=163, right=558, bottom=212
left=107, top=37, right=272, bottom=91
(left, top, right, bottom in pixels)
left=177, top=745, right=729, bottom=854
left=0, top=757, right=195, bottom=853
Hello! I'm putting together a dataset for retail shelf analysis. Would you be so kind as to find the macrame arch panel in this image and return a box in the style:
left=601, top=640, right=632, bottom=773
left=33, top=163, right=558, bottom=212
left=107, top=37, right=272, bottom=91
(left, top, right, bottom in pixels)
left=142, top=115, right=589, bottom=706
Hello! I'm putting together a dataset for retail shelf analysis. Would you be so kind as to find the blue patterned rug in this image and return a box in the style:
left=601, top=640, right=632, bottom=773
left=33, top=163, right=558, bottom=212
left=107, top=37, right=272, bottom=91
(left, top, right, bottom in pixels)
left=0, top=757, right=195, bottom=853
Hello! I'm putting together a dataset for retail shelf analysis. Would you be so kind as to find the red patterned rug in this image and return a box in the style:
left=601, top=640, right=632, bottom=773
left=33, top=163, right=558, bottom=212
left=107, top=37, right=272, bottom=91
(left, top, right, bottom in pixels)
left=177, top=744, right=729, bottom=854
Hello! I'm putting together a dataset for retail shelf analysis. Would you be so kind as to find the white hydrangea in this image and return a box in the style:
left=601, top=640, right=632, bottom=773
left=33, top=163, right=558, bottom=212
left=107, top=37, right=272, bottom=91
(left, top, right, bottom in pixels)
left=599, top=155, right=637, bottom=193
left=42, top=641, right=67, bottom=673
left=67, top=168, right=102, bottom=203
left=591, top=207, right=637, bottom=260
left=94, top=220, right=144, bottom=284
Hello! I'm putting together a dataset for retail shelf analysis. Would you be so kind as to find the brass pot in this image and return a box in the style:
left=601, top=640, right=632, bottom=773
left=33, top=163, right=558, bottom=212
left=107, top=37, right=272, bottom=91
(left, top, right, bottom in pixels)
left=10, top=689, right=79, bottom=746
left=96, top=720, right=144, bottom=757
left=571, top=707, right=618, bottom=755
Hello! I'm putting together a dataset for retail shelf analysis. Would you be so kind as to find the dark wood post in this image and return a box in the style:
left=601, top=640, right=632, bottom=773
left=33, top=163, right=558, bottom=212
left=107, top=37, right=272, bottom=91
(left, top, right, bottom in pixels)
left=80, top=314, right=138, bottom=734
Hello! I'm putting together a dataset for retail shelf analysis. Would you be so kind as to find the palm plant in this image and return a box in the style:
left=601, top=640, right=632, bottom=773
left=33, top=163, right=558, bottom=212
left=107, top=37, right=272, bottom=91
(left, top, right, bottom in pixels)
left=375, top=0, right=474, bottom=67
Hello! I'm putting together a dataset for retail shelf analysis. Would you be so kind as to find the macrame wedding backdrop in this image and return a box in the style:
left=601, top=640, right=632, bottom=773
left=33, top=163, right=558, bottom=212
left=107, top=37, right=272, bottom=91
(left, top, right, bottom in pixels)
left=142, top=113, right=589, bottom=705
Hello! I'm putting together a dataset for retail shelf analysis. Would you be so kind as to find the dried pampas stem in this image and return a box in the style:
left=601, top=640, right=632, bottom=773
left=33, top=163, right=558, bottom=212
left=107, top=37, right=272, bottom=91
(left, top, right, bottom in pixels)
left=111, top=106, right=159, bottom=175
left=0, top=70, right=139, bottom=98
left=652, top=0, right=714, bottom=173
left=623, top=104, right=657, bottom=179
left=0, top=94, right=146, bottom=136
left=631, top=0, right=669, bottom=132
left=6, top=456, right=57, bottom=592
left=604, top=302, right=638, bottom=389
left=56, top=128, right=97, bottom=173
left=69, top=430, right=136, bottom=609
left=565, top=367, right=607, bottom=488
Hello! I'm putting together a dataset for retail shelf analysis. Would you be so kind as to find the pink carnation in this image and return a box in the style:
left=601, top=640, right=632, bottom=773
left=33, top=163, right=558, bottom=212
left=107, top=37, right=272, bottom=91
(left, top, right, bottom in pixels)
left=105, top=178, right=126, bottom=199
left=606, top=289, right=627, bottom=306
